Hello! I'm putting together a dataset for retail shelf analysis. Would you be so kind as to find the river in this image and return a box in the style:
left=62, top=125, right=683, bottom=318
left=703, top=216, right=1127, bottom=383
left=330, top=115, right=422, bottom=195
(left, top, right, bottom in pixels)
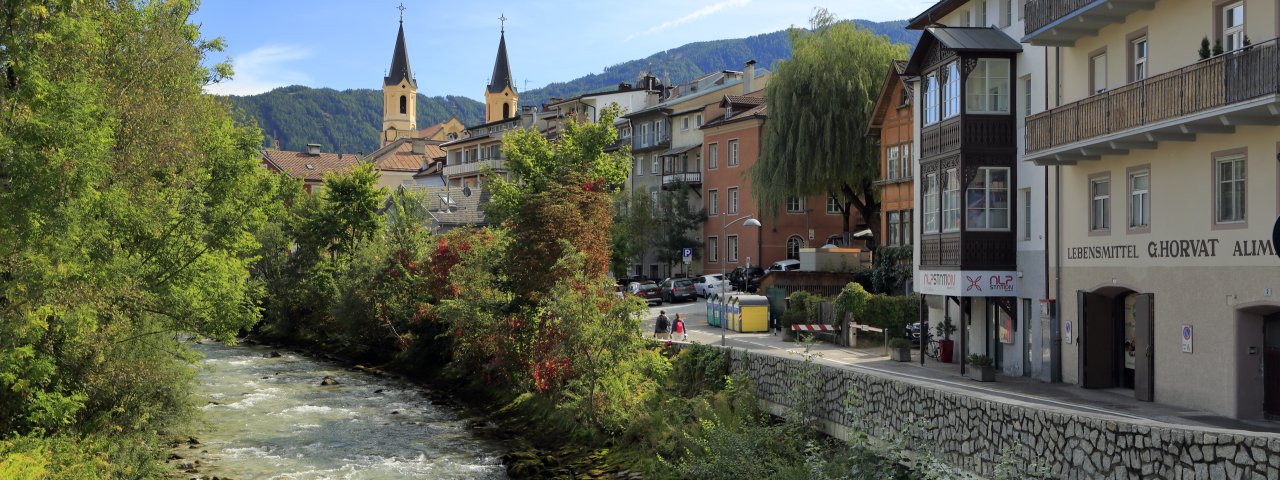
left=185, top=341, right=508, bottom=479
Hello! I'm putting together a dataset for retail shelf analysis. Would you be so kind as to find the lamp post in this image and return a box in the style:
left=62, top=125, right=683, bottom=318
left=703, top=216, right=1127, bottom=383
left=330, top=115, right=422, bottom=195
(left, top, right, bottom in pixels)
left=721, top=214, right=762, bottom=346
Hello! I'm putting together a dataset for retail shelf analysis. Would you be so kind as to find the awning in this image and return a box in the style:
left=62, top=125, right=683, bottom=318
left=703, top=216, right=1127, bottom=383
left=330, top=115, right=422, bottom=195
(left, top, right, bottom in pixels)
left=658, top=143, right=702, bottom=157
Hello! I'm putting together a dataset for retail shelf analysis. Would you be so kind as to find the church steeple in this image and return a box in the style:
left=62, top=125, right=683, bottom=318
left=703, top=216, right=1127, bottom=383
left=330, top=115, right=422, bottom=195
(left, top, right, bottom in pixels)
left=381, top=4, right=417, bottom=146
left=484, top=14, right=518, bottom=123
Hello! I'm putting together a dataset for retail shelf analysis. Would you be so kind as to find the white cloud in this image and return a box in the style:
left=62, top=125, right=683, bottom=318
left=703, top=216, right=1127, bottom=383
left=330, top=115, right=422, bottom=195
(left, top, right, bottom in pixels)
left=204, top=45, right=314, bottom=96
left=625, top=0, right=752, bottom=41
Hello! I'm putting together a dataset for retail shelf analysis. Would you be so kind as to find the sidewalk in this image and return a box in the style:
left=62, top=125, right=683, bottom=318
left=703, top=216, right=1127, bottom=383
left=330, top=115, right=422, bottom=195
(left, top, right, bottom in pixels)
left=646, top=298, right=1280, bottom=436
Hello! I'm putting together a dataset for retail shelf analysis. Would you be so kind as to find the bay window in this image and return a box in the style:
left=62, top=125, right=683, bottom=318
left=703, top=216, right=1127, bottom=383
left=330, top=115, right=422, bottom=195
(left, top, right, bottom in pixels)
left=966, top=58, right=1010, bottom=114
left=965, top=167, right=1010, bottom=230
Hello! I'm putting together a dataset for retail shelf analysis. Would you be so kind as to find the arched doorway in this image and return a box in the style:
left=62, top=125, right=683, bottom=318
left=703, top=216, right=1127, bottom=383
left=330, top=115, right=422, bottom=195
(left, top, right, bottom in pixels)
left=1077, top=285, right=1154, bottom=401
left=786, top=235, right=803, bottom=260
left=1234, top=302, right=1280, bottom=419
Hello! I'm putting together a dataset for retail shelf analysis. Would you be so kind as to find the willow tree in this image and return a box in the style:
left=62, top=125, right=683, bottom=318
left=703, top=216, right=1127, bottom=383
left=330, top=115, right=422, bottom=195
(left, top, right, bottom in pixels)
left=751, top=9, right=908, bottom=248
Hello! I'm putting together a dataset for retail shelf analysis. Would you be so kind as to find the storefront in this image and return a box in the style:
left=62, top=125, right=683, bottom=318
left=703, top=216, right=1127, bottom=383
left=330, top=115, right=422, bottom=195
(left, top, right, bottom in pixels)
left=917, top=270, right=1020, bottom=375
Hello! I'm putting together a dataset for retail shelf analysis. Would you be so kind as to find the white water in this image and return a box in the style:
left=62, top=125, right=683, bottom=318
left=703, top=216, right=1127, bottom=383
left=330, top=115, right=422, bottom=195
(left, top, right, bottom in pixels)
left=188, top=342, right=507, bottom=479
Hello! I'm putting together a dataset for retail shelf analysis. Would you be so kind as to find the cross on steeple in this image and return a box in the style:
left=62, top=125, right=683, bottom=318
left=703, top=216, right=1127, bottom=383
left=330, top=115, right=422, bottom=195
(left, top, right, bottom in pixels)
left=499, top=13, right=507, bottom=32
left=398, top=2, right=406, bottom=23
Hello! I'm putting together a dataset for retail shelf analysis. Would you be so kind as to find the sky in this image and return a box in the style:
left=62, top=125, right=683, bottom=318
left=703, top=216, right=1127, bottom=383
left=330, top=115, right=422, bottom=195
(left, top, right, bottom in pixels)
left=193, top=0, right=931, bottom=101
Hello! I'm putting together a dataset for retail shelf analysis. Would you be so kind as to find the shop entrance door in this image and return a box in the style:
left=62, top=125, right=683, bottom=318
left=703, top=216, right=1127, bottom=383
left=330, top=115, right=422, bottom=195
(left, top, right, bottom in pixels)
left=1078, top=290, right=1119, bottom=389
left=1265, top=316, right=1280, bottom=417
left=1133, top=293, right=1154, bottom=402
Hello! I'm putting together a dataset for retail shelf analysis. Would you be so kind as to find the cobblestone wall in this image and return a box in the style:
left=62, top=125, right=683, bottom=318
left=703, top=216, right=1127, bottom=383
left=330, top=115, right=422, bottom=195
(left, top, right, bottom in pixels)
left=726, top=350, right=1280, bottom=479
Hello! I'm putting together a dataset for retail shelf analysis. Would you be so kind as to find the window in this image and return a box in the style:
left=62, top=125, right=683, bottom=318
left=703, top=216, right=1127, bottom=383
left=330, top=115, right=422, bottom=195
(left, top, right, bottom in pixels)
left=886, top=145, right=900, bottom=180
left=728, top=140, right=739, bottom=166
left=826, top=196, right=840, bottom=214
left=399, top=95, right=407, bottom=114
left=786, top=236, right=803, bottom=259
left=728, top=235, right=739, bottom=262
left=887, top=211, right=901, bottom=245
left=966, top=167, right=1010, bottom=230
left=728, top=187, right=739, bottom=214
left=825, top=235, right=844, bottom=247
left=682, top=117, right=689, bottom=130
left=786, top=196, right=803, bottom=213
left=1001, top=0, right=1014, bottom=27
left=708, top=236, right=719, bottom=262
left=967, top=59, right=1011, bottom=114
left=634, top=156, right=643, bottom=176
left=709, top=190, right=719, bottom=216
left=942, top=168, right=960, bottom=232
left=942, top=62, right=960, bottom=119
left=1022, top=76, right=1032, bottom=116
left=1090, top=52, right=1107, bottom=94
left=650, top=189, right=659, bottom=208
left=978, top=0, right=988, bottom=26
left=1021, top=188, right=1032, bottom=240
left=1216, top=154, right=1246, bottom=224
left=1128, top=169, right=1150, bottom=229
left=1132, top=37, right=1148, bottom=81
left=900, top=143, right=912, bottom=178
left=1222, top=2, right=1245, bottom=52
left=641, top=123, right=651, bottom=147
left=902, top=210, right=913, bottom=245
left=696, top=114, right=703, bottom=127
left=708, top=143, right=719, bottom=169
left=923, top=72, right=939, bottom=125
left=1090, top=176, right=1111, bottom=231
left=923, top=173, right=939, bottom=233
left=651, top=157, right=659, bottom=175
left=657, top=120, right=666, bottom=142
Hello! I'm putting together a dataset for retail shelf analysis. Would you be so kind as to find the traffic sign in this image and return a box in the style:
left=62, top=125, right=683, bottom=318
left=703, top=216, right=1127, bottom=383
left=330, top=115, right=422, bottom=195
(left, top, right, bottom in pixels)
left=682, top=247, right=692, bottom=264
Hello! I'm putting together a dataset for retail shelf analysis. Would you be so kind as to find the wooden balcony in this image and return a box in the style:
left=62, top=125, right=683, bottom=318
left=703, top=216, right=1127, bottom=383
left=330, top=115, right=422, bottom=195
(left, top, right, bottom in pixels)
left=1023, top=0, right=1155, bottom=46
left=1026, top=40, right=1280, bottom=164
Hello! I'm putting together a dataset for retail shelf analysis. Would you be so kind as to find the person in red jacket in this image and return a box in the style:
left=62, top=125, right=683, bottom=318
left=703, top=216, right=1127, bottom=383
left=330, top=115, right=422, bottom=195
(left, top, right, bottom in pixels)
left=673, top=314, right=687, bottom=341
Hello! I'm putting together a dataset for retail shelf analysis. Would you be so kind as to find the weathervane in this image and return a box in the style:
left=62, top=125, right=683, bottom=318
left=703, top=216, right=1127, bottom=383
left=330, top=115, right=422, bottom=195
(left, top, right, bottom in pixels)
left=398, top=2, right=406, bottom=23
left=499, top=13, right=507, bottom=33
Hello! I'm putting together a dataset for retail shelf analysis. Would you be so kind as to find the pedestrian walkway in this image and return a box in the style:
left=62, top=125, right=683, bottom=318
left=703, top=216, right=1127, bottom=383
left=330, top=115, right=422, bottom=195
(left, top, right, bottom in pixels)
left=645, top=299, right=1280, bottom=436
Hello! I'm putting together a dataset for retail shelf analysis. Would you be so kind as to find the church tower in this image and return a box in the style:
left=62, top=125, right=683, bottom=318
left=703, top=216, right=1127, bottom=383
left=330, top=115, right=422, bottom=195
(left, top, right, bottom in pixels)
left=382, top=10, right=417, bottom=146
left=484, top=16, right=517, bottom=123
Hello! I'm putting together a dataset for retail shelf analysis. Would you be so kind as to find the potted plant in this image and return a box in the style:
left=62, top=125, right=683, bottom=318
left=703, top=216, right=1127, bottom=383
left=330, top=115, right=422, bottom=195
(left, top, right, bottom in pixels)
left=966, top=354, right=996, bottom=382
left=888, top=337, right=912, bottom=362
left=935, top=317, right=957, bottom=363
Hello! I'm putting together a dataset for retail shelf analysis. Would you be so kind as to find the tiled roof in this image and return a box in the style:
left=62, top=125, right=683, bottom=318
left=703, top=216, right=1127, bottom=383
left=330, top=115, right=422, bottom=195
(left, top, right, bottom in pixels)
left=262, top=149, right=360, bottom=182
left=364, top=138, right=442, bottom=173
left=402, top=184, right=490, bottom=226
left=725, top=95, right=765, bottom=107
left=418, top=123, right=445, bottom=139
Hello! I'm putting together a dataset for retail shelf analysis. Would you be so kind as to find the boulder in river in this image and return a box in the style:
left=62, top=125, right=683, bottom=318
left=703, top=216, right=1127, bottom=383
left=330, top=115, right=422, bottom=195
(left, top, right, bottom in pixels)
left=264, top=351, right=282, bottom=358
left=320, top=376, right=340, bottom=386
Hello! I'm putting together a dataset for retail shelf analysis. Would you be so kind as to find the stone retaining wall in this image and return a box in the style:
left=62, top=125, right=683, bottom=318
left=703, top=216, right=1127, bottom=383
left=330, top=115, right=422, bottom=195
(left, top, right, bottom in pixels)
left=726, top=350, right=1280, bottom=479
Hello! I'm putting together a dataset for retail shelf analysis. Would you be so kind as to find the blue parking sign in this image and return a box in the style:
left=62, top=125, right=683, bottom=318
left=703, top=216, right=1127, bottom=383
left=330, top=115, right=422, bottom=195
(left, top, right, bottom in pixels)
left=682, top=248, right=692, bottom=258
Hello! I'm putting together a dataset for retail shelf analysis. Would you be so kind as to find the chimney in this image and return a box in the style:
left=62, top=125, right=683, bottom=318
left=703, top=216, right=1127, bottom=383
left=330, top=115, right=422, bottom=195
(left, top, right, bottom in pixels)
left=411, top=137, right=426, bottom=155
left=743, top=59, right=757, bottom=94
left=306, top=143, right=321, bottom=156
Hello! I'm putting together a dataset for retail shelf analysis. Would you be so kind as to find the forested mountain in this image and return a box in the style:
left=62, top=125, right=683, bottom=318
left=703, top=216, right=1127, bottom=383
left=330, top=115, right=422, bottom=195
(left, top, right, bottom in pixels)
left=225, top=19, right=919, bottom=154
left=226, top=86, right=484, bottom=154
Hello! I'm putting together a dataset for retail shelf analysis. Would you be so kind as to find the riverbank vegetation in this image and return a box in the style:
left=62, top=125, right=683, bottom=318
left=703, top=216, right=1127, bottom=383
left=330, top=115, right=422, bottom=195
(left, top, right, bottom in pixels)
left=0, top=1, right=281, bottom=477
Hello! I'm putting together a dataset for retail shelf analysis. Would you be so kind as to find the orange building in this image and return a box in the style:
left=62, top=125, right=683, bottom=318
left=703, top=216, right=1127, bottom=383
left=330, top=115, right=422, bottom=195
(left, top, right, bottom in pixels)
left=868, top=61, right=914, bottom=247
left=700, top=92, right=847, bottom=273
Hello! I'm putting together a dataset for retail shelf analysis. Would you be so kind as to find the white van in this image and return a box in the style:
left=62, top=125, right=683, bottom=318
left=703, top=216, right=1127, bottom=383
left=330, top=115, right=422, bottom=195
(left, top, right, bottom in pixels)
left=767, top=259, right=801, bottom=272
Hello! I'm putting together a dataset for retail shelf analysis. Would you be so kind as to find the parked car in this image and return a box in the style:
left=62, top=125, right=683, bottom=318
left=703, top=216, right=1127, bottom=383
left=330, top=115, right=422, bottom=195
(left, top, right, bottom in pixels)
left=767, top=259, right=802, bottom=272
left=660, top=278, right=697, bottom=303
left=626, top=281, right=662, bottom=305
left=692, top=274, right=726, bottom=297
left=728, top=266, right=765, bottom=292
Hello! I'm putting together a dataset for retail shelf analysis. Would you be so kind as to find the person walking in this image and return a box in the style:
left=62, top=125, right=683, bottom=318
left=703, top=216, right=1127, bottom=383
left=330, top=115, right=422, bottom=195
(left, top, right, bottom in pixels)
left=673, top=314, right=687, bottom=341
left=654, top=310, right=670, bottom=340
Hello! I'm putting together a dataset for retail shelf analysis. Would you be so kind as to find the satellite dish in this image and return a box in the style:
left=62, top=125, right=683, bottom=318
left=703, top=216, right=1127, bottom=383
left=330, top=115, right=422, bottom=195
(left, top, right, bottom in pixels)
left=462, top=186, right=472, bottom=197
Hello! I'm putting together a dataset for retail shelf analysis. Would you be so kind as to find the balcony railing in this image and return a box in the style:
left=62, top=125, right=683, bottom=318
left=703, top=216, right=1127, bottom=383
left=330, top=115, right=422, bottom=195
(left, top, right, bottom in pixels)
left=1024, top=0, right=1093, bottom=36
left=1023, top=0, right=1154, bottom=46
left=661, top=172, right=702, bottom=189
left=1026, top=39, right=1280, bottom=154
left=632, top=134, right=672, bottom=152
left=443, top=158, right=506, bottom=178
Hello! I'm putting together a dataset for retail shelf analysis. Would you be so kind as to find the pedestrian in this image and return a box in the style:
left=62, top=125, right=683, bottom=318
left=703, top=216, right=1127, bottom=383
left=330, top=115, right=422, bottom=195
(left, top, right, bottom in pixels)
left=654, top=310, right=670, bottom=340
left=673, top=314, right=687, bottom=341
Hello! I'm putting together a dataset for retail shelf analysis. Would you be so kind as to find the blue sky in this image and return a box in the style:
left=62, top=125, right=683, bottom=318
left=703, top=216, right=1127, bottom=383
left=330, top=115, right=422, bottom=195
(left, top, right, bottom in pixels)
left=193, top=0, right=929, bottom=100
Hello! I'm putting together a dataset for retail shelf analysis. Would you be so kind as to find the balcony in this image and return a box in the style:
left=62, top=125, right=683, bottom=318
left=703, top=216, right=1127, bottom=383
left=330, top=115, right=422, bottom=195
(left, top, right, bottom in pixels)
left=632, top=134, right=671, bottom=153
left=661, top=172, right=702, bottom=190
left=1023, top=0, right=1155, bottom=46
left=443, top=158, right=506, bottom=178
left=1026, top=40, right=1280, bottom=164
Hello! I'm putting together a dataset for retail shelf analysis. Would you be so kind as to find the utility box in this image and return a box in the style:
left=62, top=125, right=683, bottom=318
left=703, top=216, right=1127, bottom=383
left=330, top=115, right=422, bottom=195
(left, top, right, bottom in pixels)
left=730, top=295, right=771, bottom=333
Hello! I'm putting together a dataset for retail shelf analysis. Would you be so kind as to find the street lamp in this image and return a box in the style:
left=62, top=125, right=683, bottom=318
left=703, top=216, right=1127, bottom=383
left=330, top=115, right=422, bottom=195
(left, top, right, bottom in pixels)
left=721, top=214, right=762, bottom=346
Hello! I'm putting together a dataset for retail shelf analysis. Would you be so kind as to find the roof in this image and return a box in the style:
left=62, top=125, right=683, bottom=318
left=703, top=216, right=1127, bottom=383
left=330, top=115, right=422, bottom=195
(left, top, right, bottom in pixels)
left=702, top=104, right=767, bottom=129
left=418, top=123, right=445, bottom=139
left=622, top=69, right=768, bottom=119
left=658, top=143, right=702, bottom=157
left=724, top=95, right=765, bottom=107
left=904, top=27, right=1022, bottom=75
left=906, top=0, right=967, bottom=30
left=364, top=137, right=442, bottom=173
left=868, top=60, right=911, bottom=136
left=262, top=149, right=360, bottom=183
left=487, top=31, right=514, bottom=94
left=402, top=184, right=490, bottom=226
left=385, top=22, right=416, bottom=88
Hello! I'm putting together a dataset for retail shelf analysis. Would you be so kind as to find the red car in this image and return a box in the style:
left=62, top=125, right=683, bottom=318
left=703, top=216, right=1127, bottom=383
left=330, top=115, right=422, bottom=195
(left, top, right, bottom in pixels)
left=627, top=281, right=663, bottom=305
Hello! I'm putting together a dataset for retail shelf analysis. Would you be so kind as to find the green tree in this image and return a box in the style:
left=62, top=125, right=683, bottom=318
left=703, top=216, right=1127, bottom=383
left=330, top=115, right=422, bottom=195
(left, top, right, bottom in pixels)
left=609, top=189, right=658, bottom=278
left=750, top=8, right=908, bottom=249
left=655, top=181, right=706, bottom=276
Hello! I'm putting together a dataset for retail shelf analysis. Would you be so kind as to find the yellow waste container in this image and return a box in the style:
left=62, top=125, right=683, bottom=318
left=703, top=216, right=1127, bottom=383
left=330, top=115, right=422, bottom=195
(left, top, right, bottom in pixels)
left=730, top=295, right=770, bottom=333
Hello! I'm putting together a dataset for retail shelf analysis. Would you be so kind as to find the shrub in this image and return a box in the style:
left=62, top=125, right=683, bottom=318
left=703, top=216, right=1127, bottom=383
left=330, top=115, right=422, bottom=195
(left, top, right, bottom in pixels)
left=968, top=354, right=994, bottom=367
left=888, top=337, right=912, bottom=349
left=860, top=294, right=920, bottom=337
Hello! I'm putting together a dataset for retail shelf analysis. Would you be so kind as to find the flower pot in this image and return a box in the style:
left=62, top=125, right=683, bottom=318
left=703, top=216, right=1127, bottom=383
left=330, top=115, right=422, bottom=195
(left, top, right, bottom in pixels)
left=966, top=365, right=995, bottom=382
left=890, top=347, right=912, bottom=362
left=938, top=339, right=954, bottom=363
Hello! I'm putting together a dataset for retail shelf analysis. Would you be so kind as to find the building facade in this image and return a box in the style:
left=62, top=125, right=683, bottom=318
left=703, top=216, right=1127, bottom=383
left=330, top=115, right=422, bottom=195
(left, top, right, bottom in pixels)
left=1024, top=0, right=1280, bottom=419
left=869, top=61, right=916, bottom=250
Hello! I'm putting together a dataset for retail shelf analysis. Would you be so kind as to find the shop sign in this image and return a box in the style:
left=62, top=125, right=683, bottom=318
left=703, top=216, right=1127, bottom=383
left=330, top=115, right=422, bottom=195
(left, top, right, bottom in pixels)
left=916, top=270, right=1017, bottom=297
left=1181, top=325, right=1193, bottom=354
left=1066, top=238, right=1276, bottom=262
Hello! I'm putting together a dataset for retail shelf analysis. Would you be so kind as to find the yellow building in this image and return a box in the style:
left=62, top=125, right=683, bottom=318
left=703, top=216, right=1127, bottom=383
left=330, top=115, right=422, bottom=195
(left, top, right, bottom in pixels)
left=381, top=17, right=416, bottom=146
left=484, top=25, right=517, bottom=123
